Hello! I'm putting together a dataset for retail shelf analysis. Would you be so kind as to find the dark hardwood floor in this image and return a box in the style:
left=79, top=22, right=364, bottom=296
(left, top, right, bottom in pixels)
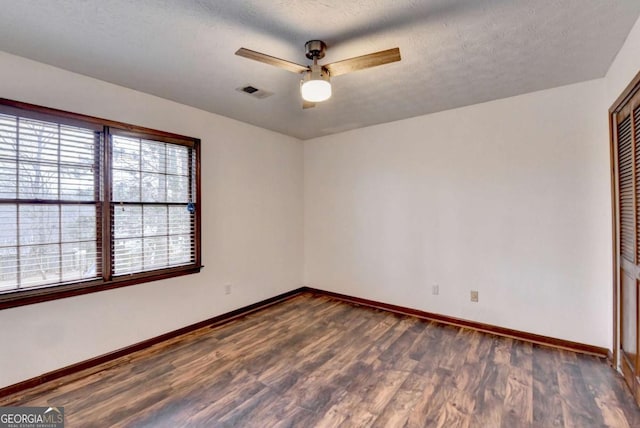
left=2, top=293, right=639, bottom=427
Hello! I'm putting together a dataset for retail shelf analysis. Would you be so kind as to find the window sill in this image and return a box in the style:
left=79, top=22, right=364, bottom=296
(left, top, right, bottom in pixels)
left=0, top=265, right=203, bottom=310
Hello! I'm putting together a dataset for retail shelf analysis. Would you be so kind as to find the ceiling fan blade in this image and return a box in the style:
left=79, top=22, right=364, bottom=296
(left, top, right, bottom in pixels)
left=302, top=100, right=316, bottom=109
left=235, top=48, right=309, bottom=74
left=324, top=47, right=401, bottom=77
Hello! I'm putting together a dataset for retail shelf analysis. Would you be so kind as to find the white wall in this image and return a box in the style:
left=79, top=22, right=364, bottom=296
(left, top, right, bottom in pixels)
left=0, top=52, right=304, bottom=389
left=304, top=79, right=612, bottom=348
left=605, top=15, right=640, bottom=107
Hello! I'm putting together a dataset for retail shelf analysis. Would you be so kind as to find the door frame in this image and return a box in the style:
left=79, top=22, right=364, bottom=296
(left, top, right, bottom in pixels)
left=610, top=69, right=640, bottom=400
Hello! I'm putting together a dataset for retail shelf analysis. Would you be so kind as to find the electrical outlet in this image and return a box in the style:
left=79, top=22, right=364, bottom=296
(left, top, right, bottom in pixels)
left=224, top=284, right=232, bottom=295
left=432, top=284, right=439, bottom=295
left=470, top=290, right=479, bottom=302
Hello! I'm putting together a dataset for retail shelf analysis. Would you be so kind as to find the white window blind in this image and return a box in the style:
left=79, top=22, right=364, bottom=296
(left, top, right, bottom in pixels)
left=111, top=134, right=196, bottom=276
left=0, top=113, right=101, bottom=292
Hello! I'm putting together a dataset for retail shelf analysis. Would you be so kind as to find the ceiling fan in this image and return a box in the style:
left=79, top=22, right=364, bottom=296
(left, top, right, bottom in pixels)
left=235, top=40, right=401, bottom=109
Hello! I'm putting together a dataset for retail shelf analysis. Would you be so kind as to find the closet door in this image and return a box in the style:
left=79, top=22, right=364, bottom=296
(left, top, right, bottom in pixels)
left=613, top=73, right=640, bottom=405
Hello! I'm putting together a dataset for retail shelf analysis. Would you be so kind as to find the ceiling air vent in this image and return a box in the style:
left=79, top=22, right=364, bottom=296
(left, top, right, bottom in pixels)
left=236, top=85, right=273, bottom=99
left=242, top=85, right=258, bottom=94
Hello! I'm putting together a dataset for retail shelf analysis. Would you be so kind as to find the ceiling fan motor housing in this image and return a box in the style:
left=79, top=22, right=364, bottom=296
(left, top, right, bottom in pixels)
left=305, top=40, right=326, bottom=60
left=303, top=63, right=330, bottom=82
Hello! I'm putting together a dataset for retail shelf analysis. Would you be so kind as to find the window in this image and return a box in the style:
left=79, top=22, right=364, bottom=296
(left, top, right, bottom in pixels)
left=111, top=133, right=196, bottom=275
left=0, top=99, right=201, bottom=309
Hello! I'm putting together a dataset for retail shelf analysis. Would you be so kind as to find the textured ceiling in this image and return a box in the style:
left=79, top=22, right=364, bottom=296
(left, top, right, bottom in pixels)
left=0, top=0, right=638, bottom=139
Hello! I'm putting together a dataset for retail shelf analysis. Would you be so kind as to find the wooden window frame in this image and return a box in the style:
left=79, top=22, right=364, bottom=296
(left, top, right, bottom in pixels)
left=0, top=98, right=202, bottom=310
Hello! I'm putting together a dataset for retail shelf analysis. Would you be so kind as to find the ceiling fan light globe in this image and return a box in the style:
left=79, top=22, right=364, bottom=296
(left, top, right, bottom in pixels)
left=301, top=79, right=332, bottom=102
